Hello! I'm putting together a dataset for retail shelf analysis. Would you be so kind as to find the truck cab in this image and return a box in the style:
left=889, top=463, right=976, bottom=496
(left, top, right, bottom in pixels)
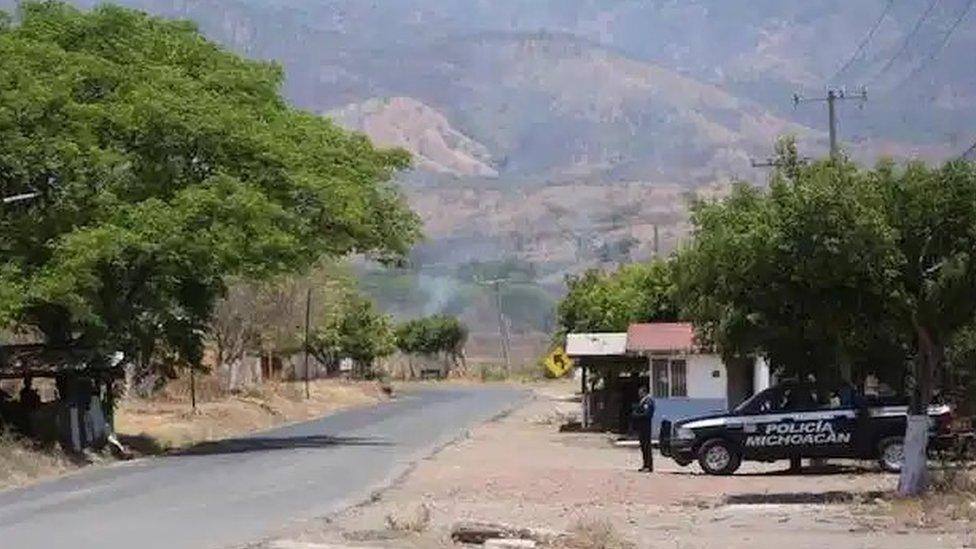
left=660, top=381, right=955, bottom=475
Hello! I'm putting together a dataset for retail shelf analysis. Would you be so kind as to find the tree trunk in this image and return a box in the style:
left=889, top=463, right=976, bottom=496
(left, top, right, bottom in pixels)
left=898, top=325, right=937, bottom=496
left=228, top=358, right=240, bottom=391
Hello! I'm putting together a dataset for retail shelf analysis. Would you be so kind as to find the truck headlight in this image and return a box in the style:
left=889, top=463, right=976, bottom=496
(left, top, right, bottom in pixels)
left=674, top=427, right=694, bottom=440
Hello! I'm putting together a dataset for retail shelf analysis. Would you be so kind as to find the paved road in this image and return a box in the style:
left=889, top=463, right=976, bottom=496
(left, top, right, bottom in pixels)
left=0, top=386, right=527, bottom=549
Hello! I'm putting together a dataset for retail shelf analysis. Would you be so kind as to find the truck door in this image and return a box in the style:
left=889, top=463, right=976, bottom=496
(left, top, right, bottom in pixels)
left=736, top=385, right=793, bottom=460
left=782, top=385, right=857, bottom=458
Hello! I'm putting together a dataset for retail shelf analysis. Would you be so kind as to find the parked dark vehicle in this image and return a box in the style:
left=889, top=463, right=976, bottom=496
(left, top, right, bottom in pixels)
left=660, top=381, right=959, bottom=475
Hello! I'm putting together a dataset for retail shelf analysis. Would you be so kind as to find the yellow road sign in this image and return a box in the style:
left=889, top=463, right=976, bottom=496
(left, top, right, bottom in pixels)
left=544, top=347, right=574, bottom=378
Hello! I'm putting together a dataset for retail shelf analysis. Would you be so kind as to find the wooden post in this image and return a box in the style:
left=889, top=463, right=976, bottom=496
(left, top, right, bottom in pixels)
left=581, top=364, right=589, bottom=428
left=190, top=367, right=196, bottom=411
left=304, top=287, right=312, bottom=400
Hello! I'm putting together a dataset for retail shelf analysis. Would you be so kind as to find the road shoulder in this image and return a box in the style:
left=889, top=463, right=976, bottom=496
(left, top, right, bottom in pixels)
left=266, top=382, right=974, bottom=549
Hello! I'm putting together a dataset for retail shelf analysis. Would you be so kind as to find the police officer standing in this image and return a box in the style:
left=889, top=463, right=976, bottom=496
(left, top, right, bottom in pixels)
left=632, top=385, right=655, bottom=472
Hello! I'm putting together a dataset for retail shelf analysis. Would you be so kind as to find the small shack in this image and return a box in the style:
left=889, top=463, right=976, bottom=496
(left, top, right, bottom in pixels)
left=567, top=322, right=770, bottom=437
left=566, top=332, right=643, bottom=433
left=0, top=344, right=121, bottom=452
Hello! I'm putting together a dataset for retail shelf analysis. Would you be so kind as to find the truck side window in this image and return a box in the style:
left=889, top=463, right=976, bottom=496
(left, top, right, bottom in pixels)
left=750, top=388, right=782, bottom=413
left=783, top=386, right=817, bottom=411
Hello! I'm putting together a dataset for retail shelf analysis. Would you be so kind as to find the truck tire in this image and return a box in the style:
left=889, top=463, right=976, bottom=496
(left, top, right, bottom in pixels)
left=697, top=438, right=741, bottom=475
left=878, top=436, right=905, bottom=473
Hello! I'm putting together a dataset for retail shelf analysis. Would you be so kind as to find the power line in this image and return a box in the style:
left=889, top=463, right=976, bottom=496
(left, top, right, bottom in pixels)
left=899, top=0, right=975, bottom=83
left=869, top=0, right=941, bottom=85
left=830, top=0, right=895, bottom=83
left=960, top=140, right=976, bottom=161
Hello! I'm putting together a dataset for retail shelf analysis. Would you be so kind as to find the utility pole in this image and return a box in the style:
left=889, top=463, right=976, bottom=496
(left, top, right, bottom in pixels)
left=793, top=87, right=867, bottom=160
left=480, top=278, right=512, bottom=374
left=190, top=367, right=196, bottom=411
left=652, top=225, right=660, bottom=257
left=303, top=286, right=312, bottom=400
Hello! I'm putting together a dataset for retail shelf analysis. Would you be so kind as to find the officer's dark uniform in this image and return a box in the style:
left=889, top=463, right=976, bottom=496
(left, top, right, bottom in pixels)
left=632, top=391, right=655, bottom=471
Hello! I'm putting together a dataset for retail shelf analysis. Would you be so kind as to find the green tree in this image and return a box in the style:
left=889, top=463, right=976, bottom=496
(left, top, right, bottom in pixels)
left=676, top=146, right=976, bottom=495
left=0, top=3, right=419, bottom=372
left=311, top=294, right=395, bottom=378
left=878, top=160, right=976, bottom=494
left=675, top=157, right=896, bottom=382
left=395, top=314, right=468, bottom=366
left=556, top=259, right=679, bottom=334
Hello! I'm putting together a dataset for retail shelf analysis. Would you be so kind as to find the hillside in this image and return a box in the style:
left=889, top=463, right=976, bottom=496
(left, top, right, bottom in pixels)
left=2, top=0, right=972, bottom=335
left=328, top=97, right=497, bottom=178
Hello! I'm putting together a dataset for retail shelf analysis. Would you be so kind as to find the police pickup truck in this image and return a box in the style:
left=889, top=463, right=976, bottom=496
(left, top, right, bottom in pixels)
left=659, top=381, right=956, bottom=475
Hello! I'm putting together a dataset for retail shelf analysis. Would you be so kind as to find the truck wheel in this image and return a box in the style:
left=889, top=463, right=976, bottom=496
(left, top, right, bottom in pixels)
left=697, top=439, right=741, bottom=475
left=878, top=437, right=905, bottom=473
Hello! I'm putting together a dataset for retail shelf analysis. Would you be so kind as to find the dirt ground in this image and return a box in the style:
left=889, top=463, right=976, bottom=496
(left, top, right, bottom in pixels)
left=266, top=381, right=975, bottom=549
left=115, top=378, right=387, bottom=452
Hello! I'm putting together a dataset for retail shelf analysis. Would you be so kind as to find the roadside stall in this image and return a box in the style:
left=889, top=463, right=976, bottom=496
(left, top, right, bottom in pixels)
left=0, top=344, right=122, bottom=452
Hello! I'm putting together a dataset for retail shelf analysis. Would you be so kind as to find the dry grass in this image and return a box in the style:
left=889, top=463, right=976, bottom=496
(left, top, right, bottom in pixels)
left=0, top=433, right=76, bottom=491
left=384, top=503, right=431, bottom=533
left=561, top=518, right=635, bottom=549
left=883, top=466, right=976, bottom=529
left=115, top=378, right=385, bottom=453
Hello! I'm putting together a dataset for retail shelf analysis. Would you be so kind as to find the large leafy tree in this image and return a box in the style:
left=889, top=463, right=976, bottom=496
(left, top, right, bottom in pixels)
left=675, top=147, right=898, bottom=383
left=0, top=2, right=419, bottom=369
left=556, top=259, right=679, bottom=335
left=310, top=293, right=395, bottom=377
left=677, top=143, right=976, bottom=495
left=395, top=314, right=468, bottom=373
left=878, top=160, right=976, bottom=494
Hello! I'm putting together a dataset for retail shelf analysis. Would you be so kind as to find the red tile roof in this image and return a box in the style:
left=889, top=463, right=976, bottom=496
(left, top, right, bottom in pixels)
left=626, top=322, right=696, bottom=353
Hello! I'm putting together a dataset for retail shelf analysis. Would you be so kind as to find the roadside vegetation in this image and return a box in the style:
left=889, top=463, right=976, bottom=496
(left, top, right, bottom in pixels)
left=0, top=1, right=470, bottom=486
left=556, top=138, right=976, bottom=496
left=0, top=1, right=420, bottom=381
left=556, top=259, right=679, bottom=335
left=0, top=432, right=76, bottom=490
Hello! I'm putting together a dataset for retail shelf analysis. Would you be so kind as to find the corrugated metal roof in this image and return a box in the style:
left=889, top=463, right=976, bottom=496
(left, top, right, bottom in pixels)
left=625, top=322, right=696, bottom=353
left=565, top=333, right=628, bottom=356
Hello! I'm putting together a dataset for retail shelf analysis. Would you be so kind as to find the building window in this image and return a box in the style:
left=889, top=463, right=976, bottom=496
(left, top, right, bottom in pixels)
left=652, top=359, right=669, bottom=398
left=670, top=359, right=687, bottom=397
left=651, top=358, right=688, bottom=398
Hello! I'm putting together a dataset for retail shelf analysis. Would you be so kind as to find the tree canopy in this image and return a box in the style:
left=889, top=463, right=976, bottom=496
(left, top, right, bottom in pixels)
left=394, top=314, right=467, bottom=357
left=675, top=141, right=976, bottom=494
left=675, top=145, right=898, bottom=382
left=310, top=293, right=395, bottom=375
left=556, top=259, right=679, bottom=334
left=0, top=2, right=420, bottom=368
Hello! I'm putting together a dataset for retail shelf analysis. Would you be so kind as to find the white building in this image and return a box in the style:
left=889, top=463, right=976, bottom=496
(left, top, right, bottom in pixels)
left=567, top=322, right=770, bottom=436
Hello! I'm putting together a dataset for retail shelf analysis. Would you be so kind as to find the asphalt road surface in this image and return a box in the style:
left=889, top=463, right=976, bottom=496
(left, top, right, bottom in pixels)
left=0, top=386, right=527, bottom=549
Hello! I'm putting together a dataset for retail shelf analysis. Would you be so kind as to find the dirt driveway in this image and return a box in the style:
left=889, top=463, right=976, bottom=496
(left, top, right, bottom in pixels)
left=266, top=383, right=975, bottom=548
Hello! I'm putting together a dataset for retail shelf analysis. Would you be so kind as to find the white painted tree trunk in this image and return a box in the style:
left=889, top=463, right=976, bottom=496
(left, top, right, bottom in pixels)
left=897, top=414, right=930, bottom=496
